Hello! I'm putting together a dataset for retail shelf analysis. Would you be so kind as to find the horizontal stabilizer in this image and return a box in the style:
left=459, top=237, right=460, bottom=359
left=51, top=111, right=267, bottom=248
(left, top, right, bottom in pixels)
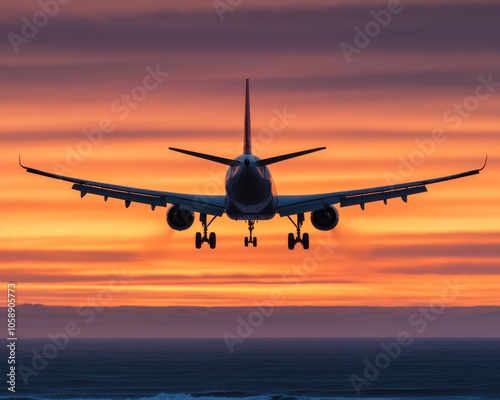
left=256, top=147, right=326, bottom=167
left=169, top=147, right=240, bottom=166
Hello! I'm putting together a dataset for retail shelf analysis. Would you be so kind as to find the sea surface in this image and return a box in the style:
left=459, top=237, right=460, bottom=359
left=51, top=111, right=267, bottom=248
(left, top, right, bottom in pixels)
left=1, top=338, right=499, bottom=400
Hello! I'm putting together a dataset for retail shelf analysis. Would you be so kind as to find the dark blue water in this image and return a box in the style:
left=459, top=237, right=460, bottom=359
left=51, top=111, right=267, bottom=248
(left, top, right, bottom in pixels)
left=1, top=338, right=499, bottom=399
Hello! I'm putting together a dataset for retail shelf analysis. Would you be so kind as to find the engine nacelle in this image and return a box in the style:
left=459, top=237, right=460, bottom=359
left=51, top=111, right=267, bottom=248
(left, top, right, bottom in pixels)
left=310, top=206, right=339, bottom=231
left=166, top=205, right=194, bottom=231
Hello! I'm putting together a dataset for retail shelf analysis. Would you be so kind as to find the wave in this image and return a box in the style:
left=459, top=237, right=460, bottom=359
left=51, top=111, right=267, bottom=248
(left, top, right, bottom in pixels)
left=0, top=392, right=492, bottom=400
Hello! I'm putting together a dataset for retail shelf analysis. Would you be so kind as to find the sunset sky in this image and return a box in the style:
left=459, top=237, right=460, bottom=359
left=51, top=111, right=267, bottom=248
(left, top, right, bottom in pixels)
left=1, top=0, right=499, bottom=310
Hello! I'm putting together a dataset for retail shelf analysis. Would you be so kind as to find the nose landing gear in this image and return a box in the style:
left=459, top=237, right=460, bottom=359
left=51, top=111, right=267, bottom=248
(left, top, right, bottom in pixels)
left=244, top=220, right=257, bottom=247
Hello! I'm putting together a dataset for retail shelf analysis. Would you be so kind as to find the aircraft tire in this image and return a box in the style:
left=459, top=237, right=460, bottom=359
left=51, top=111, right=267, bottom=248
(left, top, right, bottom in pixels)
left=302, top=233, right=310, bottom=250
left=209, top=232, right=216, bottom=249
left=195, top=232, right=202, bottom=249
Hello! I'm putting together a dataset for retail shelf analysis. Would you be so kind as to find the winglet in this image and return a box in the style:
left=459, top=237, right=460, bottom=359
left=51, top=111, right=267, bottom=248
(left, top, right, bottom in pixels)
left=19, top=155, right=27, bottom=170
left=479, top=155, right=488, bottom=171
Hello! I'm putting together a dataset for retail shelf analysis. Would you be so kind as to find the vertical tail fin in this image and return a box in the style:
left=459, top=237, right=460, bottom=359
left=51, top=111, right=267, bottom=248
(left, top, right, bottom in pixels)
left=244, top=78, right=252, bottom=154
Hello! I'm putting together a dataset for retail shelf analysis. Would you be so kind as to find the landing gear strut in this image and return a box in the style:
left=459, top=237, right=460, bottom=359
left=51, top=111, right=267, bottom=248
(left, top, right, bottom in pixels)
left=287, top=213, right=309, bottom=250
left=244, top=220, right=257, bottom=247
left=195, top=213, right=217, bottom=249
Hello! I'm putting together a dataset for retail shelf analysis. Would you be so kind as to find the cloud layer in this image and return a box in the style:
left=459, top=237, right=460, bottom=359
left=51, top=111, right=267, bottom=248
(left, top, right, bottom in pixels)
left=3, top=305, right=499, bottom=338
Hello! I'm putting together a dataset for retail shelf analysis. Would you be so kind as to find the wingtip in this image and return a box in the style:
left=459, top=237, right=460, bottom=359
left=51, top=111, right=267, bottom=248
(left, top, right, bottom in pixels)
left=480, top=155, right=488, bottom=171
left=18, top=155, right=26, bottom=169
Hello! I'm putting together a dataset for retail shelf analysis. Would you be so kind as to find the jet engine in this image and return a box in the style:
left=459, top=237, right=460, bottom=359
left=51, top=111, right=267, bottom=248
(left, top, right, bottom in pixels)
left=310, top=206, right=339, bottom=231
left=166, top=205, right=195, bottom=231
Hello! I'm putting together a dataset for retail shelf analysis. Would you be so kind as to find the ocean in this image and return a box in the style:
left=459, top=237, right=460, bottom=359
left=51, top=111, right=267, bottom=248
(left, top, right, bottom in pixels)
left=1, top=338, right=499, bottom=400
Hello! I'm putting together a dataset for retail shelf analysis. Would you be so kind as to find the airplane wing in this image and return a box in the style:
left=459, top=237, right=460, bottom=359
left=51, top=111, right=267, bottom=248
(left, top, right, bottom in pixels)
left=19, top=158, right=226, bottom=216
left=277, top=157, right=488, bottom=217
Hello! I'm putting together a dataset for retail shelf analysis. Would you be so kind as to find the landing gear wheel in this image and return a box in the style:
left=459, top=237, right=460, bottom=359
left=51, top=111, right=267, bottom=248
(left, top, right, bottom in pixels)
left=287, top=213, right=310, bottom=250
left=302, top=233, right=310, bottom=250
left=244, top=220, right=257, bottom=248
left=209, top=232, right=216, bottom=249
left=195, top=213, right=217, bottom=249
left=195, top=232, right=202, bottom=249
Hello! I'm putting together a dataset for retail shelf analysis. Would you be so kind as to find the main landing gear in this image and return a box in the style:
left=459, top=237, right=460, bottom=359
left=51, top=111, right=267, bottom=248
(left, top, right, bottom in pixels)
left=244, top=220, right=257, bottom=247
left=287, top=213, right=309, bottom=250
left=195, top=213, right=217, bottom=249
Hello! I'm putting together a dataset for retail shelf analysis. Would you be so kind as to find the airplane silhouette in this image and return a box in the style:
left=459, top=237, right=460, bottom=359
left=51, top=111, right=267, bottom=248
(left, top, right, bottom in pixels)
left=20, top=79, right=487, bottom=249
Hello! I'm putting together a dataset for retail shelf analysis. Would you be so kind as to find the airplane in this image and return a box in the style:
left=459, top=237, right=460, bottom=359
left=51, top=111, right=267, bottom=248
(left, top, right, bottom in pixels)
left=20, top=79, right=487, bottom=250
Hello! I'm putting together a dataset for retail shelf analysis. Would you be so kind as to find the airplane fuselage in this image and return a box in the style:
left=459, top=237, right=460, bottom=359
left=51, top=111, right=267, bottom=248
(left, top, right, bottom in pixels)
left=224, top=154, right=277, bottom=220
